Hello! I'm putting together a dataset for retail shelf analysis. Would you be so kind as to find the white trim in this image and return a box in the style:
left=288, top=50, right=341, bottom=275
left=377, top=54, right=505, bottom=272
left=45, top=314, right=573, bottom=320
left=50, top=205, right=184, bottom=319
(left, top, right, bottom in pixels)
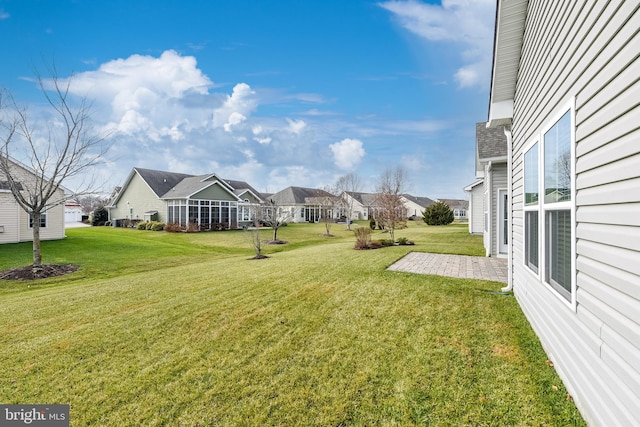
left=498, top=188, right=508, bottom=255
left=522, top=98, right=576, bottom=311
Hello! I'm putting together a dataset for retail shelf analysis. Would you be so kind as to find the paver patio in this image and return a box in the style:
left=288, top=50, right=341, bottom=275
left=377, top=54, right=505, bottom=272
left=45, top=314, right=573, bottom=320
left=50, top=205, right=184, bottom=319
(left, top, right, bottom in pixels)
left=388, top=252, right=508, bottom=284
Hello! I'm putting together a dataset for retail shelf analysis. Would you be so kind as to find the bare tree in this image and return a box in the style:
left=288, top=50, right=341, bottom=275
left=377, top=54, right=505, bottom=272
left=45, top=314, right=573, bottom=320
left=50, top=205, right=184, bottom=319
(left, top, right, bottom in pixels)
left=78, top=194, right=109, bottom=215
left=0, top=72, right=109, bottom=270
left=375, top=166, right=408, bottom=243
left=334, top=172, right=362, bottom=230
left=262, top=198, right=293, bottom=243
left=244, top=204, right=268, bottom=259
left=315, top=186, right=340, bottom=237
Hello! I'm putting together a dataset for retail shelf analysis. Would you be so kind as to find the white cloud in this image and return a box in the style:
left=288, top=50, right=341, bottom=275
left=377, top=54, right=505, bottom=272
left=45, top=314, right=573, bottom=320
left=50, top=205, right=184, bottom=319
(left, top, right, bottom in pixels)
left=253, top=137, right=272, bottom=145
left=0, top=9, right=10, bottom=19
left=223, top=111, right=247, bottom=132
left=213, top=82, right=257, bottom=131
left=329, top=138, right=366, bottom=170
left=379, top=0, right=495, bottom=88
left=286, top=118, right=306, bottom=134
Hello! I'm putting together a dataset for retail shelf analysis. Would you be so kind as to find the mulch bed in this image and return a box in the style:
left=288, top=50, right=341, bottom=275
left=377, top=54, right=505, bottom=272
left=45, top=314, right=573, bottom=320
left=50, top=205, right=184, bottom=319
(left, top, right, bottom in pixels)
left=0, top=264, right=79, bottom=281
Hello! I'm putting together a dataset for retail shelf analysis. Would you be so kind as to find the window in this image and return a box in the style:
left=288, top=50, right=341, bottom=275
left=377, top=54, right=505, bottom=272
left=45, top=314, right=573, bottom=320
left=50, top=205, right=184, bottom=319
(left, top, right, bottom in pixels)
left=29, top=209, right=47, bottom=228
left=524, top=143, right=539, bottom=272
left=522, top=104, right=575, bottom=304
left=543, top=110, right=572, bottom=300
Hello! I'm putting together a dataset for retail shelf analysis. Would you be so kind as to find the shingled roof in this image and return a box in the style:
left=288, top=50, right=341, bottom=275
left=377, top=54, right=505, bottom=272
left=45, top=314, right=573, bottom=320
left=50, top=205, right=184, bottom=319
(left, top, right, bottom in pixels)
left=402, top=194, right=435, bottom=208
left=269, top=186, right=333, bottom=205
left=345, top=191, right=379, bottom=206
left=476, top=122, right=507, bottom=161
left=134, top=167, right=193, bottom=198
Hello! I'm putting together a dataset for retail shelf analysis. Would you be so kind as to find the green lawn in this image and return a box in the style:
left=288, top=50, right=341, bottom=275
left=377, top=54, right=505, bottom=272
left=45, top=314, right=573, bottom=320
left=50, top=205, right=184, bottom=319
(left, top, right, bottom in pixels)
left=0, top=222, right=585, bottom=426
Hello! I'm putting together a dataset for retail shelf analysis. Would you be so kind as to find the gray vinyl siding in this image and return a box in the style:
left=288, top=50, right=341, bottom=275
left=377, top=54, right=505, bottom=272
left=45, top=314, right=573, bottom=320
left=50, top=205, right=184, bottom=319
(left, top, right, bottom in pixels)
left=489, top=163, right=507, bottom=256
left=469, top=184, right=484, bottom=234
left=511, top=1, right=640, bottom=426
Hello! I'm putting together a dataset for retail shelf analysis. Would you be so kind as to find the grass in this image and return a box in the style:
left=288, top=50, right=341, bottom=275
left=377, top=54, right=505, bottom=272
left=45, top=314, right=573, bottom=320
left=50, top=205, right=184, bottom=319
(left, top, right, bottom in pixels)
left=0, top=222, right=585, bottom=426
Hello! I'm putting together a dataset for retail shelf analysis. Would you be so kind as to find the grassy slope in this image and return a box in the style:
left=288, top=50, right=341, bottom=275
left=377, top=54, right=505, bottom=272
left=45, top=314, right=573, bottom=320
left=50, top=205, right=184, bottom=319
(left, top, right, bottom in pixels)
left=0, top=223, right=584, bottom=426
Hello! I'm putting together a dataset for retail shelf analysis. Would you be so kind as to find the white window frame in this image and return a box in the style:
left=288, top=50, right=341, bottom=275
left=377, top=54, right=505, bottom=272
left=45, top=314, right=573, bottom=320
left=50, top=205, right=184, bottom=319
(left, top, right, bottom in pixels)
left=523, top=139, right=540, bottom=275
left=28, top=207, right=48, bottom=229
left=522, top=98, right=576, bottom=310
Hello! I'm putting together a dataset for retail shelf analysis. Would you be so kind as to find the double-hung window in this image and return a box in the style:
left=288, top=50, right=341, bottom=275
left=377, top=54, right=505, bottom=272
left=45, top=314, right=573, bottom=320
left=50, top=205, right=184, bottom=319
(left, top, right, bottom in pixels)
left=522, top=101, right=575, bottom=305
left=29, top=208, right=48, bottom=228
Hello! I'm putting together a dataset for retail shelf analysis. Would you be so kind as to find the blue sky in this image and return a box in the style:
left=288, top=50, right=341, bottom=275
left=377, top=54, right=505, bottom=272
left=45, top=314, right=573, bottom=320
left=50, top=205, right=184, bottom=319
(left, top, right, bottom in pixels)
left=0, top=0, right=496, bottom=199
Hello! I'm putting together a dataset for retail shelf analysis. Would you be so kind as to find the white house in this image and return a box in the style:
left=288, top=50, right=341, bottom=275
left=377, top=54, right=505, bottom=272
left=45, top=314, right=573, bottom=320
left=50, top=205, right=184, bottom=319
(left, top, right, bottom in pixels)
left=401, top=194, right=435, bottom=219
left=267, top=186, right=335, bottom=223
left=465, top=122, right=509, bottom=257
left=488, top=1, right=639, bottom=425
left=0, top=157, right=65, bottom=244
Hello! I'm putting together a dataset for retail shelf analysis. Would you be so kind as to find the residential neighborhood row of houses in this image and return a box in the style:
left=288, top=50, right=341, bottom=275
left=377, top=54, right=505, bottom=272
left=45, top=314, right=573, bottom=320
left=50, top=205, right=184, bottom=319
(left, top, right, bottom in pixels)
left=105, top=166, right=468, bottom=230
left=1, top=156, right=469, bottom=244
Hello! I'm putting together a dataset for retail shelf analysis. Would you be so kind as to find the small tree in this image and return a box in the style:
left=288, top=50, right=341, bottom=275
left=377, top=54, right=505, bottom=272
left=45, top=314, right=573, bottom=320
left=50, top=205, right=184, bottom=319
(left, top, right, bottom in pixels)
left=423, top=201, right=454, bottom=225
left=262, top=198, right=292, bottom=243
left=91, top=206, right=109, bottom=226
left=245, top=205, right=268, bottom=259
left=375, top=166, right=408, bottom=242
left=334, top=173, right=362, bottom=230
left=0, top=70, right=110, bottom=270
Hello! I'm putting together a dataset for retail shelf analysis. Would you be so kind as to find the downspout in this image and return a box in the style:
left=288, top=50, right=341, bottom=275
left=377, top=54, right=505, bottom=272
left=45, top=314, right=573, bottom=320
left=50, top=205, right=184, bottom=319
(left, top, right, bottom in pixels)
left=502, top=125, right=514, bottom=292
left=486, top=161, right=492, bottom=257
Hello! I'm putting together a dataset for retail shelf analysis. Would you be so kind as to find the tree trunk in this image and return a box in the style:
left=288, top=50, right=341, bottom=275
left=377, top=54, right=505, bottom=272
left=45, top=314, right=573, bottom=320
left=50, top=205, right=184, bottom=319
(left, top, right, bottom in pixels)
left=31, top=212, right=43, bottom=268
left=272, top=226, right=278, bottom=241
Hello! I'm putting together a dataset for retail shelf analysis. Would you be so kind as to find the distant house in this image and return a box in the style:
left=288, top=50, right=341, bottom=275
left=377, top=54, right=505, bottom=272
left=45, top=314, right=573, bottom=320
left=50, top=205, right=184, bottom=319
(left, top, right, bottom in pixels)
left=64, top=200, right=83, bottom=223
left=0, top=156, right=65, bottom=244
left=267, top=186, right=335, bottom=223
left=464, top=180, right=484, bottom=234
left=108, top=167, right=263, bottom=229
left=341, top=191, right=380, bottom=220
left=437, top=199, right=468, bottom=221
left=465, top=122, right=509, bottom=257
left=401, top=194, right=435, bottom=219
left=487, top=1, right=639, bottom=425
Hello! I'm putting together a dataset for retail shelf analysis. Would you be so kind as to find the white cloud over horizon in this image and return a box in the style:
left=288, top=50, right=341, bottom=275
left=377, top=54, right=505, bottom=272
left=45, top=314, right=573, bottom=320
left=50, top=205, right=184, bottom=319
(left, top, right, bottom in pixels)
left=379, top=0, right=494, bottom=88
left=330, top=138, right=366, bottom=170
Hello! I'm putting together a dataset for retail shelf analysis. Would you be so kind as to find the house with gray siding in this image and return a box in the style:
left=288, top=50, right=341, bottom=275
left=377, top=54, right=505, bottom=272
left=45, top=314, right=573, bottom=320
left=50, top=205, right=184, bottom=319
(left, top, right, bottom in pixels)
left=487, top=1, right=639, bottom=425
left=108, top=167, right=263, bottom=229
left=465, top=122, right=509, bottom=257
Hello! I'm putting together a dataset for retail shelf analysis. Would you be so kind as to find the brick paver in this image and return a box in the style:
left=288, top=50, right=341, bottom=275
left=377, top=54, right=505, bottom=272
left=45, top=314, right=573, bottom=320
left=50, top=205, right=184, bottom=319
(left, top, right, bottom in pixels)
left=387, top=252, right=508, bottom=284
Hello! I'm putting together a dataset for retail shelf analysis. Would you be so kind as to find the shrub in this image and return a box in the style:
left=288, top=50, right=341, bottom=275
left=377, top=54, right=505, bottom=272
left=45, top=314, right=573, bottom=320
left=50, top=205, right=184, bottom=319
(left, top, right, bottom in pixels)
left=378, top=239, right=395, bottom=247
left=396, top=236, right=414, bottom=246
left=91, top=206, right=109, bottom=226
left=151, top=222, right=165, bottom=231
left=105, top=221, right=112, bottom=227
left=145, top=221, right=155, bottom=230
left=186, top=222, right=199, bottom=233
left=423, top=201, right=455, bottom=226
left=137, top=221, right=149, bottom=230
left=354, top=227, right=372, bottom=249
left=165, top=223, right=184, bottom=233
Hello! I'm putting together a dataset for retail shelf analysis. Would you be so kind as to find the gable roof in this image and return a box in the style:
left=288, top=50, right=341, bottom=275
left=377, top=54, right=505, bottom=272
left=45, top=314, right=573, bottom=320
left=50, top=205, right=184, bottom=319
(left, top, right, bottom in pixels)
left=477, top=122, right=508, bottom=161
left=345, top=191, right=379, bottom=206
left=111, top=167, right=262, bottom=206
left=402, top=194, right=435, bottom=208
left=269, top=186, right=333, bottom=205
left=135, top=167, right=193, bottom=198
left=160, top=174, right=238, bottom=199
left=224, top=179, right=264, bottom=202
left=438, top=199, right=469, bottom=210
